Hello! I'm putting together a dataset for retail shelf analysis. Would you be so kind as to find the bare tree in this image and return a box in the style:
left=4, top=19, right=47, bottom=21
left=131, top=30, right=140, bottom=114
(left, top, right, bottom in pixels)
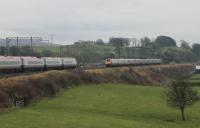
left=165, top=80, right=199, bottom=121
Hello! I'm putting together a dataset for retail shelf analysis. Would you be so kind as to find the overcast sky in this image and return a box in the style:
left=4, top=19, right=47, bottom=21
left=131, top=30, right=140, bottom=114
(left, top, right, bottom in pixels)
left=0, top=0, right=199, bottom=44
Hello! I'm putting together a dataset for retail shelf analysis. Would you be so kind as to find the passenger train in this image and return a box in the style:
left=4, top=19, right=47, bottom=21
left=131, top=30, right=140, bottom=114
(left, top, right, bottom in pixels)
left=0, top=56, right=77, bottom=73
left=195, top=65, right=200, bottom=73
left=105, top=58, right=162, bottom=67
left=0, top=56, right=162, bottom=73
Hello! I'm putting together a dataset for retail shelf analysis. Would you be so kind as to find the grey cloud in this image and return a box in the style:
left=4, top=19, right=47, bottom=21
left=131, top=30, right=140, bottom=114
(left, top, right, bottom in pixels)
left=0, top=0, right=199, bottom=44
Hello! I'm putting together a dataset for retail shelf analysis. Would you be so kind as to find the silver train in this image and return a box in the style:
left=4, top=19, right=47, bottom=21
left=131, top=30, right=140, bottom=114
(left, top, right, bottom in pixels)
left=0, top=56, right=77, bottom=73
left=195, top=65, right=200, bottom=73
left=105, top=58, right=162, bottom=67
left=0, top=56, right=162, bottom=73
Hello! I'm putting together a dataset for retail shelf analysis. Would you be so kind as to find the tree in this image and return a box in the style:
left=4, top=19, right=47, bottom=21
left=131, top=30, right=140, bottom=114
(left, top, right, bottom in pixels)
left=41, top=50, right=53, bottom=57
left=160, top=47, right=196, bottom=63
left=155, top=36, right=177, bottom=47
left=0, top=47, right=6, bottom=55
left=108, top=52, right=115, bottom=58
left=140, top=37, right=152, bottom=47
left=96, top=39, right=105, bottom=45
left=20, top=46, right=41, bottom=57
left=9, top=46, right=20, bottom=56
left=192, top=43, right=200, bottom=57
left=165, top=80, right=199, bottom=121
left=109, top=37, right=130, bottom=57
left=180, top=40, right=191, bottom=49
left=74, top=41, right=81, bottom=45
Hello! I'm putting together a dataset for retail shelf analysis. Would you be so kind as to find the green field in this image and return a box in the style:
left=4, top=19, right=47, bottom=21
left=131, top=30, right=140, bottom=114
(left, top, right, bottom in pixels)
left=189, top=73, right=200, bottom=86
left=190, top=74, right=200, bottom=80
left=33, top=45, right=114, bottom=57
left=0, top=84, right=200, bottom=128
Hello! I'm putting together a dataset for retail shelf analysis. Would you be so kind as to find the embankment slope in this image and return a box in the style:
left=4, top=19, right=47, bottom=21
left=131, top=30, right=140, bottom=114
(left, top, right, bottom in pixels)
left=0, top=64, right=194, bottom=109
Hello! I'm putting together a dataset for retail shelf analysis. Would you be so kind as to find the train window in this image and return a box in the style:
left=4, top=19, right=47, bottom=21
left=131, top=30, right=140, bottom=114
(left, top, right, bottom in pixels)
left=46, top=61, right=61, bottom=65
left=0, top=61, right=20, bottom=65
left=107, top=58, right=111, bottom=62
left=27, top=61, right=44, bottom=65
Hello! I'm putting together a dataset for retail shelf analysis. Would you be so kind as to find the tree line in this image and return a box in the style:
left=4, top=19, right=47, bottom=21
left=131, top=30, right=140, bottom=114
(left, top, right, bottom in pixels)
left=1, top=35, right=200, bottom=64
left=73, top=35, right=200, bottom=64
left=107, top=36, right=200, bottom=63
left=0, top=46, right=53, bottom=57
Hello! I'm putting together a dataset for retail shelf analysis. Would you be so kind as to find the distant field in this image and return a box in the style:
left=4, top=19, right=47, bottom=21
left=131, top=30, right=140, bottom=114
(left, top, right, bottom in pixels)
left=33, top=46, right=60, bottom=53
left=0, top=84, right=199, bottom=128
left=33, top=45, right=114, bottom=58
left=33, top=46, right=62, bottom=57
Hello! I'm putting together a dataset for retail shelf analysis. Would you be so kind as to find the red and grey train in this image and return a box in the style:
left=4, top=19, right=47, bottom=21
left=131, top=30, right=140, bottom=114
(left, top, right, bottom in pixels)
left=105, top=58, right=162, bottom=67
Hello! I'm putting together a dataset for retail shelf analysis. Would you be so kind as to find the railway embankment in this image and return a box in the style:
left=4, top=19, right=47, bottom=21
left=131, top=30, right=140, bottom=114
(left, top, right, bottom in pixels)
left=0, top=64, right=195, bottom=109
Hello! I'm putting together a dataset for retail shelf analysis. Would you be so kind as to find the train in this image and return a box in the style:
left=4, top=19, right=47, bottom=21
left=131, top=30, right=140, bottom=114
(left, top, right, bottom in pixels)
left=0, top=56, right=162, bottom=73
left=0, top=56, right=77, bottom=73
left=195, top=65, right=200, bottom=73
left=105, top=58, right=162, bottom=67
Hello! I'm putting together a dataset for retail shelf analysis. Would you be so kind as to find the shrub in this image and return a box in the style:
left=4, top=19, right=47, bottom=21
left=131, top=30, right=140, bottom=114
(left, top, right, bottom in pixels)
left=0, top=64, right=194, bottom=109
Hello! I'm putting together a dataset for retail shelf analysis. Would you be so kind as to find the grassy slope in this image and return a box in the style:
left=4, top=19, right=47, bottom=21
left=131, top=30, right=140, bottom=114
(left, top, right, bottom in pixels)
left=189, top=73, right=200, bottom=85
left=0, top=84, right=200, bottom=128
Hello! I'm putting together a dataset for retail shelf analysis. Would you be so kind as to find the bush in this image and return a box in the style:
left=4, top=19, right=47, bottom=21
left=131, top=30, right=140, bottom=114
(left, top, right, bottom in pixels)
left=0, top=64, right=194, bottom=109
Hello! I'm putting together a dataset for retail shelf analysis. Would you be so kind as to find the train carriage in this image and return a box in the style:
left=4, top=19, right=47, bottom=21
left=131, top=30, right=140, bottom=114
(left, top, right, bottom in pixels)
left=21, top=57, right=45, bottom=71
left=195, top=65, right=200, bottom=73
left=105, top=58, right=162, bottom=67
left=0, top=56, right=22, bottom=73
left=0, top=56, right=78, bottom=73
left=44, top=57, right=63, bottom=69
left=62, top=58, right=77, bottom=68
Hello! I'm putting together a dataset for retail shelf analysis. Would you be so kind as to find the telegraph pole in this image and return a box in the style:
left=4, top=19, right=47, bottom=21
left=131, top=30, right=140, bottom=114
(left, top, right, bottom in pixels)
left=5, top=37, right=10, bottom=56
left=16, top=37, right=19, bottom=48
left=66, top=45, right=69, bottom=57
left=50, top=34, right=54, bottom=46
left=16, top=37, right=20, bottom=56
left=103, top=45, right=106, bottom=59
left=5, top=37, right=7, bottom=56
left=59, top=45, right=62, bottom=57
left=30, top=36, right=33, bottom=47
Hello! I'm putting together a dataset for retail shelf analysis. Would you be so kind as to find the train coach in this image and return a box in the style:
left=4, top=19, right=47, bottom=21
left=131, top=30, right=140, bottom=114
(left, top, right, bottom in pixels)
left=22, top=57, right=45, bottom=71
left=62, top=58, right=77, bottom=68
left=0, top=56, right=22, bottom=73
left=105, top=58, right=162, bottom=67
left=0, top=56, right=78, bottom=73
left=195, top=65, right=200, bottom=73
left=44, top=57, right=63, bottom=70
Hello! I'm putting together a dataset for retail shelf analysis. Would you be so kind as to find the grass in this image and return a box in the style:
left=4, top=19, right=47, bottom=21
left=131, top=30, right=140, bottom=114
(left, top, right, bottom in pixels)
left=189, top=73, right=200, bottom=86
left=190, top=74, right=200, bottom=80
left=0, top=64, right=193, bottom=108
left=0, top=84, right=199, bottom=128
left=33, top=44, right=114, bottom=58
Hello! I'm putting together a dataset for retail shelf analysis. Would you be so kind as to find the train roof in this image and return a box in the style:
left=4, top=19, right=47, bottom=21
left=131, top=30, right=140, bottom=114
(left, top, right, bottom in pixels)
left=196, top=65, right=200, bottom=70
left=0, top=56, right=21, bottom=60
left=21, top=56, right=43, bottom=60
left=43, top=57, right=61, bottom=59
left=107, top=58, right=161, bottom=60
